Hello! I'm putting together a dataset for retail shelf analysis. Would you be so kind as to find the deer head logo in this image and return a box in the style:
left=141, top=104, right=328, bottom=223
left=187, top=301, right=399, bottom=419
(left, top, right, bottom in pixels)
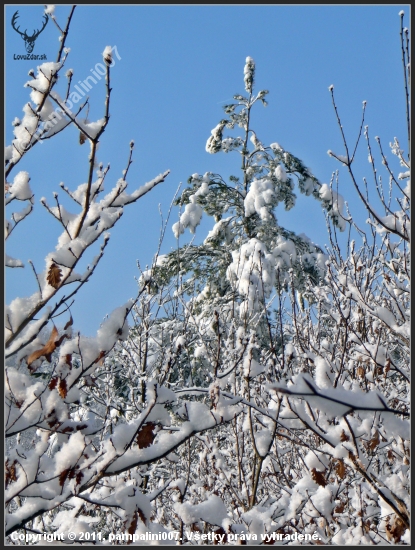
left=11, top=11, right=48, bottom=54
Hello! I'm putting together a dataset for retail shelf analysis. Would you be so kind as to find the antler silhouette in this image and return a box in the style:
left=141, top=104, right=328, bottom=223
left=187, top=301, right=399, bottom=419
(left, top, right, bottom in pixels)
left=31, top=14, right=49, bottom=40
left=11, top=11, right=48, bottom=54
left=11, top=11, right=25, bottom=37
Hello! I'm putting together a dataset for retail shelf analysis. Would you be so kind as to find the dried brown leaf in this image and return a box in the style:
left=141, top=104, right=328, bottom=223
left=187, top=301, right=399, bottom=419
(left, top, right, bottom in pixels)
left=356, top=366, right=365, bottom=378
left=58, top=378, right=68, bottom=399
left=334, top=503, right=345, bottom=514
left=125, top=511, right=138, bottom=544
left=47, top=262, right=62, bottom=289
left=386, top=517, right=406, bottom=543
left=49, top=377, right=58, bottom=390
left=64, top=316, right=73, bottom=331
left=75, top=471, right=84, bottom=486
left=27, top=327, right=67, bottom=370
left=95, top=350, right=106, bottom=365
left=46, top=408, right=60, bottom=428
left=368, top=430, right=380, bottom=451
left=311, top=468, right=327, bottom=487
left=59, top=468, right=71, bottom=487
left=61, top=426, right=74, bottom=434
left=47, top=417, right=59, bottom=428
left=340, top=430, right=350, bottom=442
left=64, top=354, right=72, bottom=369
left=5, top=459, right=17, bottom=486
left=335, top=459, right=346, bottom=479
left=136, top=507, right=146, bottom=524
left=136, top=422, right=156, bottom=449
left=76, top=424, right=88, bottom=431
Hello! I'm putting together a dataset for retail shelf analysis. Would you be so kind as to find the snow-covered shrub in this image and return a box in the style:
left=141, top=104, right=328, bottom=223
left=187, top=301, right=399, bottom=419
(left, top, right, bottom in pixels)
left=5, top=6, right=174, bottom=541
left=5, top=8, right=409, bottom=546
left=109, top=12, right=409, bottom=546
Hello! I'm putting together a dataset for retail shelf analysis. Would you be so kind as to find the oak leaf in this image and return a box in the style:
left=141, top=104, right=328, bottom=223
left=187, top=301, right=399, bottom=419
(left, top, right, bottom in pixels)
left=356, top=366, right=365, bottom=378
left=49, top=377, right=58, bottom=390
left=335, top=459, right=346, bottom=479
left=47, top=262, right=63, bottom=288
left=367, top=430, right=380, bottom=451
left=334, top=503, right=345, bottom=514
left=311, top=468, right=327, bottom=487
left=58, top=378, right=68, bottom=399
left=340, top=430, right=350, bottom=442
left=386, top=517, right=406, bottom=543
left=27, top=327, right=66, bottom=370
left=5, top=459, right=17, bottom=486
left=59, top=468, right=71, bottom=487
left=136, top=422, right=156, bottom=449
left=125, top=510, right=143, bottom=545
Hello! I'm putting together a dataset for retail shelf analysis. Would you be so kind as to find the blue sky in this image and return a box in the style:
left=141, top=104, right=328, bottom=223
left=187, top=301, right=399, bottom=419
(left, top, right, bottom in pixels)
left=6, top=4, right=409, bottom=336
